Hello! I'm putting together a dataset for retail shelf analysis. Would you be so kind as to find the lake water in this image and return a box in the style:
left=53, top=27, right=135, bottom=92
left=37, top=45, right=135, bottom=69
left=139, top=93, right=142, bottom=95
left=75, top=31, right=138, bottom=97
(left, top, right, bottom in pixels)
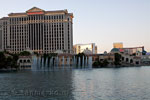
left=0, top=66, right=150, bottom=100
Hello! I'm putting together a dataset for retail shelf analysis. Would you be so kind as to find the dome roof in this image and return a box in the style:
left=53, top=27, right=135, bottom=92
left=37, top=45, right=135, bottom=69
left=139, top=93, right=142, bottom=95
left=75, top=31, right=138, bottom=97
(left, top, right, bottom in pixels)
left=104, top=51, right=107, bottom=54
left=111, top=48, right=120, bottom=52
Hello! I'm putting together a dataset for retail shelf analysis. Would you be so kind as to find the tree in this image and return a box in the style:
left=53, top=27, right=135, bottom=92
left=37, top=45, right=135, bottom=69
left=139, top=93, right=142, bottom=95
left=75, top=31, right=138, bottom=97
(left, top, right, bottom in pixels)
left=34, top=52, right=39, bottom=56
left=93, top=59, right=109, bottom=68
left=103, top=59, right=109, bottom=67
left=114, top=53, right=122, bottom=65
left=6, top=56, right=13, bottom=67
left=12, top=54, right=19, bottom=61
left=0, top=52, right=6, bottom=69
left=19, top=51, right=31, bottom=56
left=0, top=52, right=19, bottom=70
left=93, top=61, right=100, bottom=68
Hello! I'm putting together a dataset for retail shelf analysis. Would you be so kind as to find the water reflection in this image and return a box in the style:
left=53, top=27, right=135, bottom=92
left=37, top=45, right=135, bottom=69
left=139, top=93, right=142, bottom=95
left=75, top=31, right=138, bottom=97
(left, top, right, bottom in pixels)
left=0, top=70, right=75, bottom=100
left=72, top=67, right=150, bottom=100
left=0, top=63, right=150, bottom=100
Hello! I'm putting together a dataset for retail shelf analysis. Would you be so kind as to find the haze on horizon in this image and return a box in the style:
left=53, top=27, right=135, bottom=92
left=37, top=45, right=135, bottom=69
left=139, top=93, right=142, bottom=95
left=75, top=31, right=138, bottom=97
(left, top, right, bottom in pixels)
left=0, top=0, right=149, bottom=53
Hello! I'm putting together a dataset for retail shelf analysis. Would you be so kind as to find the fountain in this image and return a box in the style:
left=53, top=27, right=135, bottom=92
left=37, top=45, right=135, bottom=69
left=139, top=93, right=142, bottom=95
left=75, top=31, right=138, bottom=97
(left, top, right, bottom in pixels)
left=88, top=56, right=92, bottom=68
left=62, top=56, right=64, bottom=68
left=85, top=56, right=88, bottom=67
left=82, top=56, right=84, bottom=67
left=78, top=57, right=81, bottom=68
left=47, top=56, right=51, bottom=67
left=56, top=56, right=59, bottom=67
left=36, top=56, right=39, bottom=69
left=67, top=57, right=70, bottom=66
left=73, top=56, right=76, bottom=66
left=45, top=57, right=48, bottom=68
left=31, top=56, right=37, bottom=71
left=31, top=54, right=93, bottom=70
left=50, top=57, right=53, bottom=67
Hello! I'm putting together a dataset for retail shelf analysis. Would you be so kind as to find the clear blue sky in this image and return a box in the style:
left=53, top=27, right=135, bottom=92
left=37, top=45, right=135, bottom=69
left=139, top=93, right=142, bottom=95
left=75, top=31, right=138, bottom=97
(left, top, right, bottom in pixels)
left=0, top=0, right=150, bottom=53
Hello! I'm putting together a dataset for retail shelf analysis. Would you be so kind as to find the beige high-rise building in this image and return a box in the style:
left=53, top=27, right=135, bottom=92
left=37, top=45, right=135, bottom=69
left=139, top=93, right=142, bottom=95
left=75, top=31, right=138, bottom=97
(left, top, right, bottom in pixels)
left=113, top=42, right=123, bottom=48
left=0, top=7, right=73, bottom=54
left=73, top=43, right=97, bottom=54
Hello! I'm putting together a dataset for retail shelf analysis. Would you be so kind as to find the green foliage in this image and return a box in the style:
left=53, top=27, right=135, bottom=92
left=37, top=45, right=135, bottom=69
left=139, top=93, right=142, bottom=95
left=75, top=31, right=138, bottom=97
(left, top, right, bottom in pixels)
left=93, top=59, right=109, bottom=68
left=75, top=53, right=86, bottom=60
left=6, top=56, right=13, bottom=67
left=0, top=52, right=19, bottom=70
left=102, top=59, right=109, bottom=67
left=114, top=53, right=122, bottom=65
left=142, top=50, right=147, bottom=55
left=76, top=53, right=86, bottom=66
left=11, top=60, right=19, bottom=69
left=42, top=53, right=58, bottom=66
left=93, top=61, right=100, bottom=68
left=0, top=52, right=5, bottom=61
left=76, top=53, right=85, bottom=58
left=12, top=54, right=19, bottom=61
left=34, top=52, right=39, bottom=56
left=131, top=53, right=136, bottom=56
left=0, top=52, right=6, bottom=68
left=19, top=51, right=31, bottom=56
left=43, top=53, right=58, bottom=58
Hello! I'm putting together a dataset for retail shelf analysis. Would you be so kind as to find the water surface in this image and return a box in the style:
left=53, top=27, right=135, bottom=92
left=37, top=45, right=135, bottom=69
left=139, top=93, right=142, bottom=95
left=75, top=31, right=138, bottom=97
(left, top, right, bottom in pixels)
left=0, top=66, right=150, bottom=100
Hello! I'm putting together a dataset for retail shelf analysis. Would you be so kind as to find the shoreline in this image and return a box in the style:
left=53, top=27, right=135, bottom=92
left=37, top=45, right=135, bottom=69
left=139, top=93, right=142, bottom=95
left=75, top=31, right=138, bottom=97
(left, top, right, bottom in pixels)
left=0, top=65, right=150, bottom=73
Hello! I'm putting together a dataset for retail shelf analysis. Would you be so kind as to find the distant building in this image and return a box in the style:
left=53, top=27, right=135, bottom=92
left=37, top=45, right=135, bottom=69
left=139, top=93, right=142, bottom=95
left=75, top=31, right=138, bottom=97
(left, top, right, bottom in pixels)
left=111, top=46, right=144, bottom=55
left=110, top=48, right=142, bottom=66
left=87, top=53, right=115, bottom=66
left=142, top=54, right=150, bottom=65
left=121, top=53, right=141, bottom=66
left=113, top=42, right=123, bottom=48
left=123, top=47, right=144, bottom=55
left=73, top=43, right=97, bottom=54
left=0, top=7, right=73, bottom=54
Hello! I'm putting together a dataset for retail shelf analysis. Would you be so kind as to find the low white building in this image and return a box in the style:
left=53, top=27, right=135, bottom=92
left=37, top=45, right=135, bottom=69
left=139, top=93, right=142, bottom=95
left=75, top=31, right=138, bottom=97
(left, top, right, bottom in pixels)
left=17, top=56, right=32, bottom=68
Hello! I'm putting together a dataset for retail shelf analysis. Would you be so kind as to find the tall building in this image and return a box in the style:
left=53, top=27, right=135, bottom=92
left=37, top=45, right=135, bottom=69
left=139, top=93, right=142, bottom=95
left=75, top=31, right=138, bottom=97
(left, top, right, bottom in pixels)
left=73, top=43, right=97, bottom=54
left=0, top=7, right=73, bottom=54
left=113, top=42, right=123, bottom=48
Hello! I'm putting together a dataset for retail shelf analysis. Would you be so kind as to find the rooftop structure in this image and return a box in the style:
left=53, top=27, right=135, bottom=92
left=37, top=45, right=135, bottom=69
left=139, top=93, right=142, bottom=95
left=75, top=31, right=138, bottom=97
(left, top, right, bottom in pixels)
left=113, top=42, right=123, bottom=48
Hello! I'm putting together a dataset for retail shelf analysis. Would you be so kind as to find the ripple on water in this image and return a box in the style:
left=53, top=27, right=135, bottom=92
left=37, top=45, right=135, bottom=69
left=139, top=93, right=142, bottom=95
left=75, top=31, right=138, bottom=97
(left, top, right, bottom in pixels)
left=0, top=67, right=150, bottom=100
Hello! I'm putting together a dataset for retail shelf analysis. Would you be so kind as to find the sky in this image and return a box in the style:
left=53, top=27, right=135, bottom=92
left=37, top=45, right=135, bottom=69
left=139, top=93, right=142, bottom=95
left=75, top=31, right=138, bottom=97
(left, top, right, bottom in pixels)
left=0, top=0, right=150, bottom=53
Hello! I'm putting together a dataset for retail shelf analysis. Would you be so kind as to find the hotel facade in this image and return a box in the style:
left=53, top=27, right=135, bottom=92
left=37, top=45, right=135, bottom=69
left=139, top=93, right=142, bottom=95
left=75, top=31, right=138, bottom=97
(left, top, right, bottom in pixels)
left=0, top=7, right=73, bottom=54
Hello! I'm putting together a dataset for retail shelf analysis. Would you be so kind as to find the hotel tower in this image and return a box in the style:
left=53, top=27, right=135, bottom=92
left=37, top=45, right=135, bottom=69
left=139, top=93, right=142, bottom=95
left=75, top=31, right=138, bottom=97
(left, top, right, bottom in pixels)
left=0, top=7, right=73, bottom=54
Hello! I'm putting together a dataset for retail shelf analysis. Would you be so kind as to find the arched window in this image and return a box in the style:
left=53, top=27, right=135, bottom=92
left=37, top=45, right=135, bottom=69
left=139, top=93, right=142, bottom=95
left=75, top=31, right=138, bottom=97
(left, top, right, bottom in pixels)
left=126, top=58, right=129, bottom=62
left=24, top=60, right=26, bottom=63
left=130, top=59, right=133, bottom=63
left=20, top=60, right=22, bottom=63
left=27, top=59, right=30, bottom=63
left=122, top=57, right=124, bottom=61
left=136, top=61, right=139, bottom=65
